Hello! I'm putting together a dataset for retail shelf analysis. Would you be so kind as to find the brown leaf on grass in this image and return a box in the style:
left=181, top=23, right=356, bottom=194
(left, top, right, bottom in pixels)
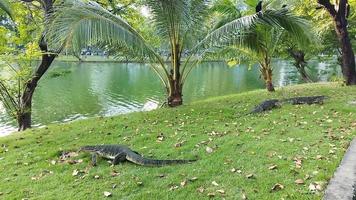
left=94, top=175, right=100, bottom=179
left=268, top=165, right=277, bottom=170
left=293, top=157, right=303, bottom=169
left=189, top=177, right=198, bottom=181
left=206, top=147, right=213, bottom=154
left=111, top=171, right=120, bottom=177
left=216, top=189, right=225, bottom=194
left=197, top=186, right=205, bottom=193
left=103, top=191, right=112, bottom=197
left=316, top=155, right=323, bottom=160
left=180, top=180, right=187, bottom=187
left=271, top=183, right=284, bottom=192
left=157, top=133, right=165, bottom=142
left=245, top=174, right=254, bottom=179
left=207, top=193, right=215, bottom=197
left=309, top=182, right=324, bottom=192
left=157, top=174, right=166, bottom=178
left=241, top=193, right=247, bottom=200
left=211, top=181, right=219, bottom=186
left=174, top=140, right=186, bottom=148
left=72, top=169, right=86, bottom=177
left=31, top=170, right=53, bottom=181
left=295, top=179, right=304, bottom=185
left=169, top=185, right=179, bottom=191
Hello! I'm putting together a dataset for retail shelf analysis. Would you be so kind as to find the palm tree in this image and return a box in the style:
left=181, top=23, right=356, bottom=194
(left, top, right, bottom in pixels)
left=208, top=0, right=312, bottom=91
left=0, top=0, right=12, bottom=19
left=46, top=0, right=312, bottom=106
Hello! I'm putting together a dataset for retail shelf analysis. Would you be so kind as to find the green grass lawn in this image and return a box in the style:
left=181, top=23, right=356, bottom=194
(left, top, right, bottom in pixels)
left=0, top=83, right=355, bottom=199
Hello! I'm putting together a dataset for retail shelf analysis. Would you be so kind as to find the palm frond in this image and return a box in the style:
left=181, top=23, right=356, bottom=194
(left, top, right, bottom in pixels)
left=198, top=8, right=312, bottom=53
left=46, top=1, right=160, bottom=62
left=0, top=0, right=13, bottom=19
left=257, top=9, right=313, bottom=45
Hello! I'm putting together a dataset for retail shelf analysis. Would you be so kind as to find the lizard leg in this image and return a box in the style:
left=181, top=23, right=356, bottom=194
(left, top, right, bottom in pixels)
left=91, top=153, right=97, bottom=166
left=112, top=153, right=127, bottom=165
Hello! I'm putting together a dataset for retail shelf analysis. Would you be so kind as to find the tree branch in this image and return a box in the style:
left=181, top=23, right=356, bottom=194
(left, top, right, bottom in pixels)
left=317, top=0, right=337, bottom=17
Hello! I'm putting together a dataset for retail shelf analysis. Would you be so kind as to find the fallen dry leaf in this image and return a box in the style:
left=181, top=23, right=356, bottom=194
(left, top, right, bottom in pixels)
left=111, top=171, right=120, bottom=177
left=197, top=186, right=205, bottom=193
left=207, top=193, right=215, bottom=197
left=169, top=185, right=179, bottom=191
left=180, top=180, right=187, bottom=187
left=157, top=133, right=165, bottom=142
left=294, top=157, right=303, bottom=169
left=216, top=189, right=225, bottom=194
left=271, top=183, right=284, bottom=192
left=211, top=181, right=219, bottom=186
left=72, top=169, right=79, bottom=176
left=103, top=191, right=112, bottom=197
left=189, top=177, right=198, bottom=181
left=268, top=165, right=277, bottom=170
left=206, top=147, right=213, bottom=154
left=246, top=174, right=254, bottom=179
left=295, top=179, right=304, bottom=185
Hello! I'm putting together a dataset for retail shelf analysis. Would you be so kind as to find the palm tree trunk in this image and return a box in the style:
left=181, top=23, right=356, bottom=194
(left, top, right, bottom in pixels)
left=167, top=78, right=183, bottom=107
left=167, top=44, right=183, bottom=107
left=260, top=58, right=275, bottom=92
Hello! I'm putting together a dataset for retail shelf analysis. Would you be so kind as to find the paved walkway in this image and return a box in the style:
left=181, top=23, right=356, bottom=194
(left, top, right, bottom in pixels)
left=324, top=138, right=356, bottom=200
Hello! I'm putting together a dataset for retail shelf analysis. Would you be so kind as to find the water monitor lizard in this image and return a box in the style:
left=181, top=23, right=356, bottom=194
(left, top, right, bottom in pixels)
left=79, top=144, right=196, bottom=167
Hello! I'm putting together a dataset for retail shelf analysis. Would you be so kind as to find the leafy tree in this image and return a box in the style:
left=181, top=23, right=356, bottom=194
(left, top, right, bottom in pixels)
left=0, top=43, right=41, bottom=130
left=47, top=0, right=211, bottom=107
left=8, top=0, right=60, bottom=131
left=208, top=0, right=312, bottom=91
left=316, top=0, right=356, bottom=85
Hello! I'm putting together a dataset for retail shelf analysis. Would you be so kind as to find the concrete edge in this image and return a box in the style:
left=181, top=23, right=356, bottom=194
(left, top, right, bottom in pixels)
left=323, top=138, right=356, bottom=200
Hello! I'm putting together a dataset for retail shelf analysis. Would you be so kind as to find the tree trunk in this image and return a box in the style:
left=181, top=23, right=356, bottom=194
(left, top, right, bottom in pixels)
left=318, top=0, right=356, bottom=85
left=18, top=36, right=56, bottom=131
left=260, top=57, right=275, bottom=92
left=265, top=70, right=275, bottom=92
left=167, top=43, right=183, bottom=107
left=167, top=79, right=183, bottom=107
left=17, top=0, right=57, bottom=131
left=337, top=23, right=356, bottom=84
left=287, top=48, right=313, bottom=82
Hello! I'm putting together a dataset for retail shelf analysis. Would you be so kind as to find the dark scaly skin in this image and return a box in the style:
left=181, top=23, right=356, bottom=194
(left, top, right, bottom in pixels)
left=250, top=99, right=281, bottom=114
left=79, top=145, right=196, bottom=167
left=282, top=96, right=327, bottom=105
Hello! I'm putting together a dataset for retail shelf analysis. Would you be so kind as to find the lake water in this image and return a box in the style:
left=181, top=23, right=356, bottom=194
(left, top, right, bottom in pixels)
left=0, top=59, right=340, bottom=136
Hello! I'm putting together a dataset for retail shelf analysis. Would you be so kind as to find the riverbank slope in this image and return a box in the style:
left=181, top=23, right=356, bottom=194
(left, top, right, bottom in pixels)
left=0, top=83, right=355, bottom=199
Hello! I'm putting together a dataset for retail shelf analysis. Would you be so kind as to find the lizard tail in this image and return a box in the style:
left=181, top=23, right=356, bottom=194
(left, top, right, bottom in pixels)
left=126, top=152, right=197, bottom=167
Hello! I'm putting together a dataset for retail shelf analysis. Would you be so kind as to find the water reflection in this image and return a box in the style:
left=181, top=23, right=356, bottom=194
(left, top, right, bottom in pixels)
left=0, top=59, right=340, bottom=136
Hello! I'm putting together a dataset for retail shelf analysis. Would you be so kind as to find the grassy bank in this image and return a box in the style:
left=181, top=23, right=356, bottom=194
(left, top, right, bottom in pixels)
left=0, top=83, right=355, bottom=199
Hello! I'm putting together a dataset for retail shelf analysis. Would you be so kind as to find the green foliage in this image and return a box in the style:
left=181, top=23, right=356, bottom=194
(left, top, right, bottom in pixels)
left=0, top=0, right=12, bottom=19
left=46, top=0, right=212, bottom=96
left=206, top=0, right=312, bottom=67
left=0, top=42, right=41, bottom=120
